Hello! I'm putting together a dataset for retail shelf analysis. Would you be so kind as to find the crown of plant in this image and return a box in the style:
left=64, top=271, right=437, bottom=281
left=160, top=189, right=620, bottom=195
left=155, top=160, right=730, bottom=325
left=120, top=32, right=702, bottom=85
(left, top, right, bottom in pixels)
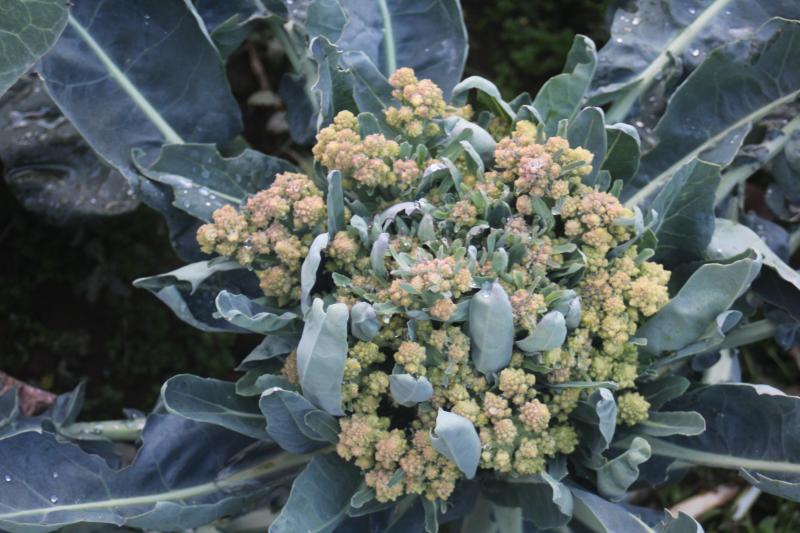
left=197, top=68, right=670, bottom=504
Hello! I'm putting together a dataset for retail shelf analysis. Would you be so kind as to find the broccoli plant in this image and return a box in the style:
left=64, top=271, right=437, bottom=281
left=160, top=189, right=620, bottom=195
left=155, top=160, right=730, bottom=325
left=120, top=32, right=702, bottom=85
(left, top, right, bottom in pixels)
left=1, top=0, right=800, bottom=532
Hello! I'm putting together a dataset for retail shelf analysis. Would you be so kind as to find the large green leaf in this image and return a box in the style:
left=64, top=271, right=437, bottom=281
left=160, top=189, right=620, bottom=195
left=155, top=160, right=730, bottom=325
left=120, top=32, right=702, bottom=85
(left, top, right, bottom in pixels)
left=39, top=0, right=242, bottom=259
left=648, top=159, right=720, bottom=266
left=136, top=144, right=297, bottom=223
left=270, top=453, right=362, bottom=533
left=592, top=0, right=800, bottom=120
left=133, top=259, right=259, bottom=333
left=468, top=281, right=514, bottom=375
left=601, top=123, right=641, bottom=184
left=161, top=374, right=268, bottom=440
left=322, top=0, right=468, bottom=98
left=0, top=415, right=304, bottom=532
left=296, top=299, right=349, bottom=415
left=0, top=0, right=67, bottom=96
left=628, top=18, right=800, bottom=206
left=638, top=254, right=761, bottom=355
left=648, top=384, right=800, bottom=501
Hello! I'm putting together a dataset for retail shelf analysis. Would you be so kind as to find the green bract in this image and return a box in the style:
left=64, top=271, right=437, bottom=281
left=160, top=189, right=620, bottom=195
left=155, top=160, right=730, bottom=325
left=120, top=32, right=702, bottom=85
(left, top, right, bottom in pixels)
left=1, top=1, right=800, bottom=532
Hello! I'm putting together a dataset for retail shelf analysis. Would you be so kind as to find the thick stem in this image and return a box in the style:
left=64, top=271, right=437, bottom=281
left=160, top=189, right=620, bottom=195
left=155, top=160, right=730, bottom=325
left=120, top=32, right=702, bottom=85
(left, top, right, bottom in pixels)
left=716, top=319, right=777, bottom=351
left=61, top=419, right=146, bottom=441
left=377, top=0, right=397, bottom=74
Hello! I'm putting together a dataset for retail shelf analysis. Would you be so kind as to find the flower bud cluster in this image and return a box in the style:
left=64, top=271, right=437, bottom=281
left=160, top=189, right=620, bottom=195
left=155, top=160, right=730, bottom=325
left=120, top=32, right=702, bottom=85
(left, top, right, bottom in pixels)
left=207, top=69, right=673, bottom=507
left=196, top=172, right=325, bottom=304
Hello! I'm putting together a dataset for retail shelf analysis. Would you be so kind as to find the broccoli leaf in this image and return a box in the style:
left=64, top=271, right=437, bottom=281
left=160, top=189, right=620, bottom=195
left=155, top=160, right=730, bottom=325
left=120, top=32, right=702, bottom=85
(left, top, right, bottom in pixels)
left=296, top=299, right=349, bottom=415
left=270, top=453, right=362, bottom=533
left=638, top=254, right=761, bottom=355
left=0, top=0, right=67, bottom=96
left=161, top=374, right=268, bottom=440
left=0, top=415, right=301, bottom=532
left=39, top=0, right=242, bottom=260
left=469, top=281, right=514, bottom=374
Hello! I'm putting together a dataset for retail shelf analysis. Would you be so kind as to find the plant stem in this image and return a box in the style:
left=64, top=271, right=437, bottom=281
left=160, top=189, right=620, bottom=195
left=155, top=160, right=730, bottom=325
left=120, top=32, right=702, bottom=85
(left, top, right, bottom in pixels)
left=715, top=115, right=800, bottom=205
left=604, top=0, right=735, bottom=124
left=716, top=319, right=777, bottom=351
left=269, top=19, right=319, bottom=112
left=377, top=0, right=397, bottom=74
left=790, top=227, right=800, bottom=256
left=61, top=418, right=146, bottom=441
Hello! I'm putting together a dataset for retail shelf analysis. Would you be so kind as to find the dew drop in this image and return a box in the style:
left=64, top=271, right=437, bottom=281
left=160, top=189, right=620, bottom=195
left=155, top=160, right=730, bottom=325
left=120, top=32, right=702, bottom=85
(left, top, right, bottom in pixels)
left=4, top=475, right=11, bottom=482
left=635, top=120, right=645, bottom=128
left=632, top=17, right=641, bottom=25
left=199, top=187, right=210, bottom=196
left=49, top=496, right=59, bottom=504
left=52, top=472, right=59, bottom=479
left=92, top=424, right=103, bottom=435
left=615, top=37, right=624, bottom=44
left=690, top=49, right=700, bottom=57
left=688, top=7, right=696, bottom=15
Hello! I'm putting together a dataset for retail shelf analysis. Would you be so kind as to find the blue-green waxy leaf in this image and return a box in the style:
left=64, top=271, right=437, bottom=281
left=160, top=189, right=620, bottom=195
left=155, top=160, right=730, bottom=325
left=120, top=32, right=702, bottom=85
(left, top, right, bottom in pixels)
left=370, top=233, right=390, bottom=280
left=635, top=411, right=706, bottom=438
left=259, top=387, right=331, bottom=453
left=440, top=116, right=496, bottom=161
left=516, top=311, right=567, bottom=353
left=567, top=107, right=607, bottom=184
left=327, top=170, right=345, bottom=237
left=161, top=374, right=267, bottom=440
left=350, top=301, right=380, bottom=341
left=637, top=376, right=690, bottom=410
left=533, top=35, right=597, bottom=135
left=296, top=299, right=349, bottom=416
left=430, top=409, right=481, bottom=479
left=133, top=259, right=258, bottom=333
left=389, top=374, right=434, bottom=407
left=573, top=388, right=617, bottom=453
left=708, top=218, right=800, bottom=292
left=330, top=0, right=467, bottom=98
left=39, top=0, right=242, bottom=260
left=236, top=335, right=299, bottom=371
left=215, top=291, right=299, bottom=334
left=0, top=384, right=84, bottom=440
left=638, top=255, right=762, bottom=355
left=571, top=486, right=658, bottom=533
left=451, top=76, right=514, bottom=121
left=135, top=144, right=297, bottom=223
left=602, top=123, right=641, bottom=184
left=515, top=473, right=573, bottom=529
left=651, top=384, right=800, bottom=501
left=310, top=36, right=358, bottom=130
left=630, top=18, right=800, bottom=204
left=648, top=159, right=720, bottom=266
left=597, top=437, right=651, bottom=502
left=0, top=0, right=67, bottom=96
left=0, top=415, right=302, bottom=532
left=301, top=233, right=330, bottom=314
left=469, top=282, right=514, bottom=375
left=270, top=454, right=362, bottom=533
